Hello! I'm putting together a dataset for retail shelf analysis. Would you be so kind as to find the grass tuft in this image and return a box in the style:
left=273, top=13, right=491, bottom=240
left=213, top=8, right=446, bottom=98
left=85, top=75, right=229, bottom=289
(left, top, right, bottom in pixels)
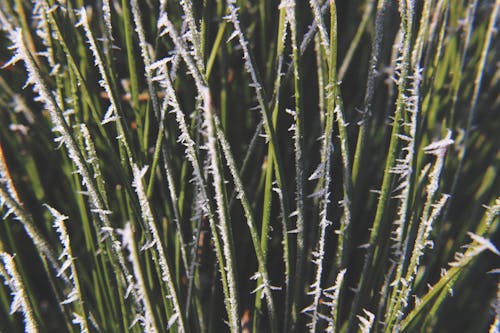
left=0, top=1, right=499, bottom=332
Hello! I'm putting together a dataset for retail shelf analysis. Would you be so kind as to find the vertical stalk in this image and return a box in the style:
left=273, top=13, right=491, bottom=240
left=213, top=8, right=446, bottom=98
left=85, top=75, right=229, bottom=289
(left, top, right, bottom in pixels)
left=286, top=1, right=307, bottom=330
left=351, top=0, right=387, bottom=188
left=201, top=89, right=240, bottom=333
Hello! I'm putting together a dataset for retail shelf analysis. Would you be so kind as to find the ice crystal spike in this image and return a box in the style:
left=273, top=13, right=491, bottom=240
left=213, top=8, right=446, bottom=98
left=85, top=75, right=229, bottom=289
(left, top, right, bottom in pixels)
left=467, top=233, right=500, bottom=256
left=357, top=309, right=375, bottom=333
left=423, top=130, right=454, bottom=156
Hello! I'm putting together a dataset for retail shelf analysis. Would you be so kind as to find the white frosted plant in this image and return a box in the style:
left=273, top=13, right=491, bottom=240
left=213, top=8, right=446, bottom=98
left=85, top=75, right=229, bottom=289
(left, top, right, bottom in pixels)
left=80, top=124, right=108, bottom=207
left=31, top=1, right=56, bottom=68
left=390, top=66, right=423, bottom=253
left=121, top=222, right=160, bottom=333
left=299, top=0, right=329, bottom=57
left=178, top=0, right=204, bottom=72
left=131, top=164, right=186, bottom=332
left=309, top=0, right=330, bottom=58
left=304, top=3, right=347, bottom=331
left=199, top=88, right=240, bottom=333
left=0, top=252, right=39, bottom=333
left=47, top=205, right=90, bottom=333
left=304, top=101, right=336, bottom=332
left=323, top=269, right=347, bottom=332
left=332, top=93, right=352, bottom=271
left=385, top=65, right=424, bottom=328
left=130, top=0, right=161, bottom=119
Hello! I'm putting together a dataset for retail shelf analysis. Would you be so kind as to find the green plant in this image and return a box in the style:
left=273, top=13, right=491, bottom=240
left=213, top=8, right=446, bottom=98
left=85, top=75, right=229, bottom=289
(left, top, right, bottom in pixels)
left=0, top=0, right=499, bottom=332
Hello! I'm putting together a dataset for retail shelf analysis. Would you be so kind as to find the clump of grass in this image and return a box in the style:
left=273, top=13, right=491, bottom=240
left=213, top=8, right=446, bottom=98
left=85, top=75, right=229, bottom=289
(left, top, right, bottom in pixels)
left=0, top=1, right=499, bottom=332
